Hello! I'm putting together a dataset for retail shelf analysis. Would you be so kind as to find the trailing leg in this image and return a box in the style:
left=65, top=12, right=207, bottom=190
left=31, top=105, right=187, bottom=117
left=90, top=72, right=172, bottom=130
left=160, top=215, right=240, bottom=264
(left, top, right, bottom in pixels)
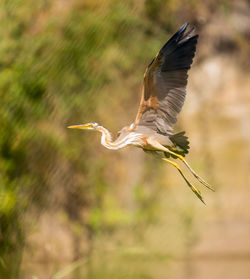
left=143, top=150, right=205, bottom=203
left=165, top=149, right=214, bottom=191
left=161, top=157, right=205, bottom=204
left=146, top=139, right=214, bottom=191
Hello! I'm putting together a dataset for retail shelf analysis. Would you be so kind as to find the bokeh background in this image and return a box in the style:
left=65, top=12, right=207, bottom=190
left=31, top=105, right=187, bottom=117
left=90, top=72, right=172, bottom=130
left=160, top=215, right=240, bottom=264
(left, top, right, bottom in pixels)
left=0, top=0, right=250, bottom=278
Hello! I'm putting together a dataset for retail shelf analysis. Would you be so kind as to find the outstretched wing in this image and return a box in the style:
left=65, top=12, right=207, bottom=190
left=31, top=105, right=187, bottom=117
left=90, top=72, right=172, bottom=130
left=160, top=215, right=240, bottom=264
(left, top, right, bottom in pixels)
left=134, top=23, right=198, bottom=135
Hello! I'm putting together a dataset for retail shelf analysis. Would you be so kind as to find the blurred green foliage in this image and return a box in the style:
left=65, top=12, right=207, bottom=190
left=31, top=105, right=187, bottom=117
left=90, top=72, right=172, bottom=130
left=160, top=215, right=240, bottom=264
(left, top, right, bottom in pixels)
left=0, top=0, right=171, bottom=276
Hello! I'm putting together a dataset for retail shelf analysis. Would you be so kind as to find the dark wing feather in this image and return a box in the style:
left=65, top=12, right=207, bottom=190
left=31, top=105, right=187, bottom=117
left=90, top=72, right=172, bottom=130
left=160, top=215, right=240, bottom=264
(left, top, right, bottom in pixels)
left=134, top=23, right=198, bottom=135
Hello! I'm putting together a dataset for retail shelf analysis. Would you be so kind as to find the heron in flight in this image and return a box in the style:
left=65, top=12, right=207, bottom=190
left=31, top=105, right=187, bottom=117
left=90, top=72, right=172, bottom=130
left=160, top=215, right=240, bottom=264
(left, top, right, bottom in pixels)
left=68, top=23, right=214, bottom=203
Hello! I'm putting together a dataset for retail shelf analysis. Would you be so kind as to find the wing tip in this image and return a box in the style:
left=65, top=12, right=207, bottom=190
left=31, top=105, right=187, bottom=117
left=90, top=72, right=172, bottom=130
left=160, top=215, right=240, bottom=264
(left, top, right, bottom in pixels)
left=179, top=22, right=189, bottom=33
left=160, top=23, right=197, bottom=56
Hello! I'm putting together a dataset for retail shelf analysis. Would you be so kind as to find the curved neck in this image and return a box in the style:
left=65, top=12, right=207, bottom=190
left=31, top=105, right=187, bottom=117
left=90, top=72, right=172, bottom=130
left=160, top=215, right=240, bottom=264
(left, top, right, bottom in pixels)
left=97, top=126, right=120, bottom=150
left=97, top=126, right=140, bottom=150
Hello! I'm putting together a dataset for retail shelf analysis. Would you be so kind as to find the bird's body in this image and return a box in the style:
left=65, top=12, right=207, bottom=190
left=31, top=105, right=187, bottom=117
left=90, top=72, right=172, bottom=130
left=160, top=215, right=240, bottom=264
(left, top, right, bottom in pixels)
left=68, top=23, right=214, bottom=203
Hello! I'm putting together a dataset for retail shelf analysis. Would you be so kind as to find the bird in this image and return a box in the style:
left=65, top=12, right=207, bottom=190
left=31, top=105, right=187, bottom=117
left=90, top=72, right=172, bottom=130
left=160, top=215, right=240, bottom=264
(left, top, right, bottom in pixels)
left=68, top=23, right=214, bottom=203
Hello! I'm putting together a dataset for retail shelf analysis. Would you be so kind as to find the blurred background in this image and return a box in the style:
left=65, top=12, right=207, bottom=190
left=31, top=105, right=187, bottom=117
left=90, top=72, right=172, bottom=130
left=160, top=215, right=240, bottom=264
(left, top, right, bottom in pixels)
left=0, top=0, right=250, bottom=278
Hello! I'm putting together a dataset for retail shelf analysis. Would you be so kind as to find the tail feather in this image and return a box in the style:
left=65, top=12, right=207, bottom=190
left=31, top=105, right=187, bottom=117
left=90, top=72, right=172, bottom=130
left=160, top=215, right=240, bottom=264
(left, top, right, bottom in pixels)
left=165, top=131, right=190, bottom=159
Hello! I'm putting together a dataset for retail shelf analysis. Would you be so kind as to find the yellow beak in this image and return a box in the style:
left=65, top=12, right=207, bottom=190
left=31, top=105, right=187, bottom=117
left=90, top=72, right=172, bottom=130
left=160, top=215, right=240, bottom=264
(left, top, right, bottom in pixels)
left=67, top=124, right=90, bottom=130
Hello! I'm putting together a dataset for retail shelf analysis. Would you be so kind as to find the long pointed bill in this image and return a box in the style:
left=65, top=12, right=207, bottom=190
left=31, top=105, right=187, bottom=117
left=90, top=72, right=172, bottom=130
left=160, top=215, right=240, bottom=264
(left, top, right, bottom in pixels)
left=67, top=124, right=91, bottom=130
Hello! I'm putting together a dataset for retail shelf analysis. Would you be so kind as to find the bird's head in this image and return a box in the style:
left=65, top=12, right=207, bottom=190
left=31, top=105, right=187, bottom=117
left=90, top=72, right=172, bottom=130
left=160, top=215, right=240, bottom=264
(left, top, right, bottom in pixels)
left=67, top=122, right=100, bottom=131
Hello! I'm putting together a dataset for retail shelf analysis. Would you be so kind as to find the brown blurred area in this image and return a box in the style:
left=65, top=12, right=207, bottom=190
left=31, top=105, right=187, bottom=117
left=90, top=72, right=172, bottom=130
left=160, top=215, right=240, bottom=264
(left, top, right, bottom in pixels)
left=0, top=0, right=250, bottom=278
